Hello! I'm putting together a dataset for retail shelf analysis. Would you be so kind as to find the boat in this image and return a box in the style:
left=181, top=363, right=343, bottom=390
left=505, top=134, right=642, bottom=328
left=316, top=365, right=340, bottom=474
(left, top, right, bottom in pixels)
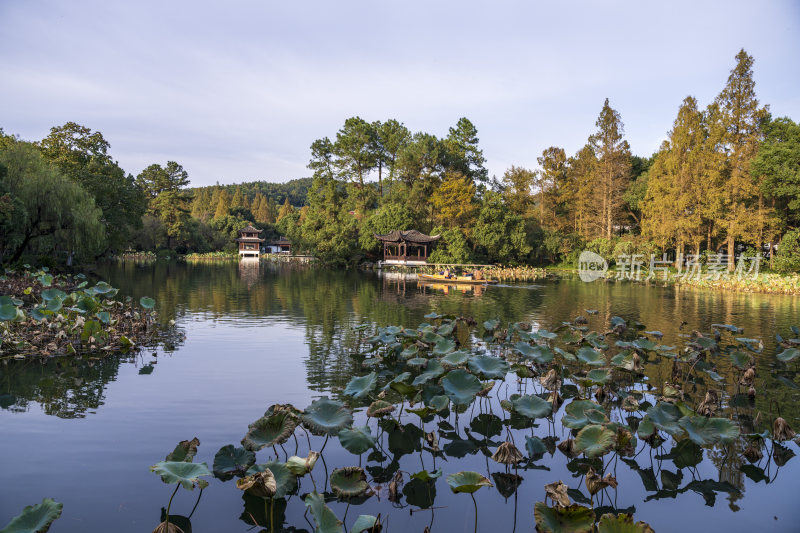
left=418, top=273, right=498, bottom=284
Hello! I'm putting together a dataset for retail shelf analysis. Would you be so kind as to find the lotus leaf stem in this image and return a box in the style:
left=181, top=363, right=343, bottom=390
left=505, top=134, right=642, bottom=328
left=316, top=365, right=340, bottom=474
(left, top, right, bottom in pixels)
left=188, top=487, right=204, bottom=518
left=470, top=492, right=478, bottom=533
left=320, top=435, right=330, bottom=454
left=165, top=483, right=180, bottom=529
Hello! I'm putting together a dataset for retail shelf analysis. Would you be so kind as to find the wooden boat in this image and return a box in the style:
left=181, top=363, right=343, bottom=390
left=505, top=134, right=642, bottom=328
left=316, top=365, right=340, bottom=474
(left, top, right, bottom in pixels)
left=418, top=273, right=498, bottom=284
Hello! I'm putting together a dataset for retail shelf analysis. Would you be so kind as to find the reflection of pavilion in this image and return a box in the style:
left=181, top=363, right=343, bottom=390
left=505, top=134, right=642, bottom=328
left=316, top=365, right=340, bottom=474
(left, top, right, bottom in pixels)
left=238, top=257, right=260, bottom=289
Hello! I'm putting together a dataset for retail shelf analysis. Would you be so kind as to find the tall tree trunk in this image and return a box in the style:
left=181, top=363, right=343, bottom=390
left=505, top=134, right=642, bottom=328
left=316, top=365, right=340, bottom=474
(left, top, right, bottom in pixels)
left=727, top=235, right=735, bottom=272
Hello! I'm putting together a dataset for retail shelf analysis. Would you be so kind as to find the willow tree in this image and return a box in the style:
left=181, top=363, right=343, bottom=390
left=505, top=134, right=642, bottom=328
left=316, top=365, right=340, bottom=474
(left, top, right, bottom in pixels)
left=589, top=99, right=632, bottom=239
left=642, top=96, right=709, bottom=257
left=0, top=140, right=104, bottom=265
left=710, top=49, right=770, bottom=269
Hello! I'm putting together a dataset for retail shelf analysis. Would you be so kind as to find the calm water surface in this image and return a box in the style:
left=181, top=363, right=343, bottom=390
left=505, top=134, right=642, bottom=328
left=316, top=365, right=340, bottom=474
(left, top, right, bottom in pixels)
left=1, top=262, right=800, bottom=532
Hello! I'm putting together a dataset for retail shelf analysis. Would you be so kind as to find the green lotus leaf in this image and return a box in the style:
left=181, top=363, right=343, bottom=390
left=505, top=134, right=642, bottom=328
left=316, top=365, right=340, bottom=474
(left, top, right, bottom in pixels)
left=330, top=466, right=370, bottom=498
left=30, top=307, right=50, bottom=321
left=533, top=503, right=594, bottom=533
left=574, top=424, right=616, bottom=458
left=483, top=318, right=500, bottom=331
left=302, top=397, right=353, bottom=436
left=40, top=288, right=66, bottom=302
left=421, top=330, right=443, bottom=344
left=407, top=357, right=429, bottom=367
left=387, top=372, right=417, bottom=397
left=514, top=342, right=554, bottom=364
left=284, top=451, right=319, bottom=477
left=400, top=345, right=419, bottom=359
left=576, top=347, right=605, bottom=366
left=343, top=372, right=377, bottom=398
left=410, top=468, right=443, bottom=482
left=433, top=338, right=457, bottom=355
left=437, top=322, right=455, bottom=336
left=90, top=281, right=112, bottom=294
left=424, top=312, right=442, bottom=320
left=777, top=348, right=800, bottom=362
left=441, top=350, right=470, bottom=367
left=338, top=426, right=376, bottom=455
left=525, top=435, right=548, bottom=457
left=562, top=400, right=607, bottom=430
left=644, top=402, right=683, bottom=436
left=242, top=411, right=297, bottom=451
left=46, top=297, right=63, bottom=312
left=150, top=461, right=211, bottom=490
left=0, top=498, right=63, bottom=533
left=632, top=338, right=658, bottom=352
left=139, top=296, right=156, bottom=309
left=426, top=394, right=449, bottom=411
left=38, top=274, right=53, bottom=287
left=412, top=359, right=445, bottom=385
left=512, top=394, right=552, bottom=419
left=166, top=437, right=200, bottom=462
left=585, top=369, right=612, bottom=384
left=246, top=461, right=297, bottom=498
left=597, top=513, right=654, bottom=533
left=304, top=491, right=342, bottom=533
left=366, top=400, right=395, bottom=418
left=350, top=515, right=381, bottom=533
left=679, top=416, right=740, bottom=446
left=729, top=351, right=752, bottom=369
left=0, top=304, right=17, bottom=321
left=468, top=355, right=510, bottom=379
left=213, top=444, right=255, bottom=479
left=441, top=369, right=482, bottom=406
left=445, top=471, right=493, bottom=494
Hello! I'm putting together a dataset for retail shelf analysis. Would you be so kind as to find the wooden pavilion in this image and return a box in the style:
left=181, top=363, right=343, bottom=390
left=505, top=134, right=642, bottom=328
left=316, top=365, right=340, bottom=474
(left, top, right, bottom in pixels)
left=374, top=230, right=440, bottom=265
left=236, top=224, right=265, bottom=258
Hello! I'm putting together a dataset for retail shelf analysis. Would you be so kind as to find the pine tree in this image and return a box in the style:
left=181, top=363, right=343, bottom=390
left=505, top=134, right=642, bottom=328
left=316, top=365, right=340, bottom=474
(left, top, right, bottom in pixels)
left=214, top=189, right=231, bottom=219
left=277, top=198, right=293, bottom=222
left=589, top=99, right=632, bottom=239
left=537, top=147, right=568, bottom=228
left=231, top=187, right=244, bottom=209
left=565, top=145, right=598, bottom=237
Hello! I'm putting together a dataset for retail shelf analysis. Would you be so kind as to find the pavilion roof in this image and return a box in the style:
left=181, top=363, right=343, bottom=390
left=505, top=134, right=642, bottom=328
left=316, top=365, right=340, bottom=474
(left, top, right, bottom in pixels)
left=373, top=230, right=441, bottom=243
left=238, top=224, right=262, bottom=234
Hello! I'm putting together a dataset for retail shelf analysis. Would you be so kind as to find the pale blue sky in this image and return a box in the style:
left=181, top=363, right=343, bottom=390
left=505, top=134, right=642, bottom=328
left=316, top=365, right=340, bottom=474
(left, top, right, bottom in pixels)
left=2, top=0, right=799, bottom=186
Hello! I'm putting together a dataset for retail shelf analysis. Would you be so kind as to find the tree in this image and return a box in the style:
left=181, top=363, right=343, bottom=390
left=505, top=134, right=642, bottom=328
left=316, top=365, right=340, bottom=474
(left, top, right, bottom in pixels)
left=589, top=99, right=632, bottom=239
left=277, top=198, right=294, bottom=222
left=38, top=122, right=145, bottom=252
left=0, top=140, right=104, bottom=264
left=297, top=176, right=360, bottom=266
left=358, top=202, right=414, bottom=255
left=536, top=147, right=568, bottom=227
left=445, top=118, right=488, bottom=183
left=136, top=161, right=192, bottom=248
left=752, top=117, right=800, bottom=230
left=500, top=166, right=536, bottom=218
left=214, top=189, right=231, bottom=219
left=375, top=119, right=411, bottom=192
left=430, top=171, right=478, bottom=230
left=565, top=144, right=598, bottom=237
left=711, top=49, right=770, bottom=269
left=472, top=191, right=531, bottom=263
left=334, top=117, right=376, bottom=187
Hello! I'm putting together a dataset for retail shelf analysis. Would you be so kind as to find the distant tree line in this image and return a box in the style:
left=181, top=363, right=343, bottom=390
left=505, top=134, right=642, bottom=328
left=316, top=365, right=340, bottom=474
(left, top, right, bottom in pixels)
left=1, top=49, right=798, bottom=271
left=276, top=49, right=800, bottom=271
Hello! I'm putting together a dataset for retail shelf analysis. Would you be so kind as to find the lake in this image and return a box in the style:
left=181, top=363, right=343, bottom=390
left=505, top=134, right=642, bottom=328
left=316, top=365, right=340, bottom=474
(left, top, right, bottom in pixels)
left=1, top=261, right=799, bottom=532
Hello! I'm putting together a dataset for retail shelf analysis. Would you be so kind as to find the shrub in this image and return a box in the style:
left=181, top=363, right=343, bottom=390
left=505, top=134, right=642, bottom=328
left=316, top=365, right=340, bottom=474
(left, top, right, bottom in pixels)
left=775, top=230, right=800, bottom=273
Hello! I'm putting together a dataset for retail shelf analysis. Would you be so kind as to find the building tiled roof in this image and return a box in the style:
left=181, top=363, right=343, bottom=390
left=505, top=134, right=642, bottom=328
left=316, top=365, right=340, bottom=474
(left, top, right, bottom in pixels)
left=235, top=236, right=265, bottom=242
left=373, top=230, right=441, bottom=243
left=238, top=224, right=263, bottom=234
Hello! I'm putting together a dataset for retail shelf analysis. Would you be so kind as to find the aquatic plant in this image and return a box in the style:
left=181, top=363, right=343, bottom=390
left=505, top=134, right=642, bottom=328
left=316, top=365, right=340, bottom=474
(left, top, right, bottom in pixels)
left=0, top=498, right=62, bottom=533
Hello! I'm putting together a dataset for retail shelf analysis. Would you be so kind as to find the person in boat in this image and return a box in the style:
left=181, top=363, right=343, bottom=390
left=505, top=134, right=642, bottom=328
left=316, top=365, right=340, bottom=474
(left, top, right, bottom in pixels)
left=444, top=269, right=452, bottom=279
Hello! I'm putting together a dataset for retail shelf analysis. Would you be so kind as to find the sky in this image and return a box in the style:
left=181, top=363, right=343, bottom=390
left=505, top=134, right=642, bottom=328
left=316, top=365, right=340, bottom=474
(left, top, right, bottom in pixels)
left=2, top=0, right=799, bottom=187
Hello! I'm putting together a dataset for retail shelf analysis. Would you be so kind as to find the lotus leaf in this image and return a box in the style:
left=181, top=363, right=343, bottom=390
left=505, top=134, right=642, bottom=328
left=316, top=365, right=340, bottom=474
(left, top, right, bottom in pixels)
left=400, top=345, right=419, bottom=359
left=441, top=369, right=482, bottom=406
left=242, top=411, right=297, bottom=451
left=0, top=304, right=17, bottom=321
left=285, top=451, right=320, bottom=477
left=493, top=472, right=523, bottom=499
left=441, top=350, right=470, bottom=367
left=213, top=445, right=255, bottom=479
left=403, top=478, right=437, bottom=508
left=562, top=400, right=607, bottom=430
left=301, top=397, right=353, bottom=436
left=410, top=468, right=443, bottom=482
left=366, top=400, right=395, bottom=418
left=350, top=515, right=381, bottom=533
left=632, top=338, right=658, bottom=352
left=385, top=372, right=416, bottom=397
left=644, top=402, right=683, bottom=436
left=729, top=351, right=752, bottom=369
left=0, top=498, right=63, bottom=533
left=585, top=368, right=612, bottom=384
left=165, top=438, right=200, bottom=462
left=338, top=426, right=376, bottom=455
left=330, top=466, right=369, bottom=498
left=597, top=513, right=654, bottom=533
left=514, top=342, right=554, bottom=364
left=777, top=348, right=800, bottom=362
left=150, top=461, right=212, bottom=490
left=407, top=357, right=428, bottom=367
left=576, top=347, right=605, bottom=366
left=511, top=394, right=552, bottom=419
left=525, top=435, right=548, bottom=457
left=426, top=394, right=449, bottom=411
left=237, top=469, right=277, bottom=498
left=678, top=416, right=740, bottom=445
left=343, top=372, right=377, bottom=398
left=412, top=359, right=445, bottom=385
left=387, top=422, right=424, bottom=457
left=574, top=424, right=616, bottom=458
left=483, top=318, right=500, bottom=331
left=437, top=322, right=455, bottom=336
left=304, top=491, right=342, bottom=533
left=470, top=413, right=503, bottom=437
left=533, top=502, right=594, bottom=533
left=445, top=471, right=493, bottom=494
left=468, top=355, right=510, bottom=379
left=247, top=461, right=297, bottom=498
left=433, top=338, right=457, bottom=355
